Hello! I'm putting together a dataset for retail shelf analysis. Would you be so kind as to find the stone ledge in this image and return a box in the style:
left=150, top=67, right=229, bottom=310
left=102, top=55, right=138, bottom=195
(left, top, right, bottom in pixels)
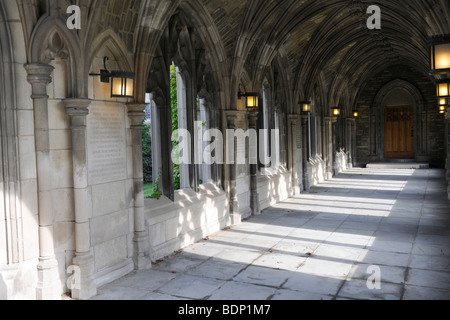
left=366, top=163, right=430, bottom=169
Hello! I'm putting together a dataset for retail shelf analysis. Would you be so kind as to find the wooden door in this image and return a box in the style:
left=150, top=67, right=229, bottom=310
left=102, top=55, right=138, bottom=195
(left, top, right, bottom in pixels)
left=385, top=106, right=414, bottom=159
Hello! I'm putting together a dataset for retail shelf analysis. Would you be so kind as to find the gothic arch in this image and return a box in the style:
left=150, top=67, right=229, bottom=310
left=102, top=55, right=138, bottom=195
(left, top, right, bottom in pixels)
left=134, top=0, right=227, bottom=106
left=29, top=15, right=82, bottom=97
left=372, top=78, right=427, bottom=160
left=87, top=29, right=134, bottom=99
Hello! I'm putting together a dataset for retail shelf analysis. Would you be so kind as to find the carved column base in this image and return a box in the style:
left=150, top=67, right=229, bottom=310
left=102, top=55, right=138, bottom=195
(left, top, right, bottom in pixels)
left=133, top=231, right=153, bottom=270
left=36, top=257, right=61, bottom=300
left=229, top=194, right=241, bottom=225
left=71, top=253, right=96, bottom=300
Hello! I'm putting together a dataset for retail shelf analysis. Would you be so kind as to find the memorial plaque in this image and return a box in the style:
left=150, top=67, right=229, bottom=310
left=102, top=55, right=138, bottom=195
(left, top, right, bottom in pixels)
left=88, top=103, right=127, bottom=185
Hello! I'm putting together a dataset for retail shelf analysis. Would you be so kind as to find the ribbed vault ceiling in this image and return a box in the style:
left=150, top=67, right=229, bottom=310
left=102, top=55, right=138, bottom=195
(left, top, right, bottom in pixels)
left=201, top=0, right=450, bottom=101
left=25, top=0, right=450, bottom=106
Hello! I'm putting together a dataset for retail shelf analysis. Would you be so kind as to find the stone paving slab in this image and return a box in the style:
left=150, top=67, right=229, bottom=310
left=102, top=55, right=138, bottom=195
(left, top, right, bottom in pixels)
left=92, top=168, right=450, bottom=300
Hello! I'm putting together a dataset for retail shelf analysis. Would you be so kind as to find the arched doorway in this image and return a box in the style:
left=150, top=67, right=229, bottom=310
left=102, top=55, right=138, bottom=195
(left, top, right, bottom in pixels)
left=385, top=105, right=415, bottom=159
left=372, top=79, right=427, bottom=162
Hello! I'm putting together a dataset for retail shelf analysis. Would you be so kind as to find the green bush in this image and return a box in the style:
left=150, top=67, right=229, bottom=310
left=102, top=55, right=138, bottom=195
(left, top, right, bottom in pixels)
left=142, top=119, right=152, bottom=184
left=170, top=65, right=181, bottom=191
left=142, top=64, right=180, bottom=196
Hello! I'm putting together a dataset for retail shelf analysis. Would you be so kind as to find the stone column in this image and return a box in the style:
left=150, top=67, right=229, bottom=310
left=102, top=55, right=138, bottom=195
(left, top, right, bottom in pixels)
left=248, top=111, right=260, bottom=215
left=63, top=98, right=96, bottom=300
left=323, top=117, right=333, bottom=180
left=225, top=111, right=243, bottom=224
left=446, top=107, right=450, bottom=199
left=346, top=118, right=355, bottom=169
left=288, top=115, right=300, bottom=195
left=301, top=114, right=310, bottom=190
left=150, top=90, right=174, bottom=201
left=127, top=103, right=152, bottom=270
left=331, top=117, right=338, bottom=175
left=25, top=63, right=60, bottom=300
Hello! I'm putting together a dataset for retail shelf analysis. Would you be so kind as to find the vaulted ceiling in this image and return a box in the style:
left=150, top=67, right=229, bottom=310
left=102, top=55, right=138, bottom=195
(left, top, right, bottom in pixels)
left=18, top=0, right=450, bottom=106
left=199, top=0, right=450, bottom=101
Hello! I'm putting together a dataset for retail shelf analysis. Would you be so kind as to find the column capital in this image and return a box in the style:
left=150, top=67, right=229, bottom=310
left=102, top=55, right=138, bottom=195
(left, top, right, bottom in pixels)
left=225, top=110, right=247, bottom=128
left=127, top=103, right=147, bottom=127
left=247, top=110, right=259, bottom=120
left=24, top=63, right=54, bottom=84
left=63, top=98, right=91, bottom=117
left=127, top=102, right=147, bottom=117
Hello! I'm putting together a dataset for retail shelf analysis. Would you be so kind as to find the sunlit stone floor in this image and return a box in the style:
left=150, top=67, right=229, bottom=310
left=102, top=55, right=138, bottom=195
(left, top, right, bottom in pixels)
left=92, top=168, right=450, bottom=300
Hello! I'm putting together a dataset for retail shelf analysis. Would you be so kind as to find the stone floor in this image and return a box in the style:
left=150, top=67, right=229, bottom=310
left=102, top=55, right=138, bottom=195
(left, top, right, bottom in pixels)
left=92, top=168, right=450, bottom=300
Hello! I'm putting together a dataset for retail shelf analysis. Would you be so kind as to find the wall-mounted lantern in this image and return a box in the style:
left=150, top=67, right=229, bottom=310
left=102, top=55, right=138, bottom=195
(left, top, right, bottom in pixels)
left=353, top=110, right=359, bottom=118
left=437, top=80, right=450, bottom=98
left=245, top=93, right=259, bottom=110
left=300, top=101, right=312, bottom=113
left=332, top=107, right=341, bottom=117
left=430, top=35, right=450, bottom=74
left=439, top=98, right=448, bottom=114
left=89, top=56, right=135, bottom=98
left=238, top=88, right=259, bottom=111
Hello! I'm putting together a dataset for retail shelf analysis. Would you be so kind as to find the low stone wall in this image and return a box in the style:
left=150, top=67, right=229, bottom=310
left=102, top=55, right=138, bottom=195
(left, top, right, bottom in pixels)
left=144, top=183, right=230, bottom=262
left=307, top=156, right=327, bottom=187
left=335, top=150, right=350, bottom=174
left=257, top=168, right=293, bottom=211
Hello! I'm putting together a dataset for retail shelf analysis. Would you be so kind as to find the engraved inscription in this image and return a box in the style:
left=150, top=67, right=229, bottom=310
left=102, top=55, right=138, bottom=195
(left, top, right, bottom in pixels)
left=88, top=104, right=127, bottom=185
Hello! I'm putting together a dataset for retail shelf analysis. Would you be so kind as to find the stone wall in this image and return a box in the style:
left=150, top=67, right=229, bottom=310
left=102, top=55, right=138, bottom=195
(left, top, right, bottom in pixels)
left=257, top=168, right=293, bottom=212
left=85, top=52, right=136, bottom=288
left=144, top=183, right=229, bottom=261
left=307, top=155, right=327, bottom=187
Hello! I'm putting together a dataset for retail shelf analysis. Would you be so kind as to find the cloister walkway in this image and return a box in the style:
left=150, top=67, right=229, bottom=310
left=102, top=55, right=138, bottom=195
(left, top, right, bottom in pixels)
left=92, top=168, right=450, bottom=300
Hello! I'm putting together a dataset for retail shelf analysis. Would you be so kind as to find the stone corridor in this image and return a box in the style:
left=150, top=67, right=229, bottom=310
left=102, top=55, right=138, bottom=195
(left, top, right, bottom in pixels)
left=92, top=168, right=450, bottom=300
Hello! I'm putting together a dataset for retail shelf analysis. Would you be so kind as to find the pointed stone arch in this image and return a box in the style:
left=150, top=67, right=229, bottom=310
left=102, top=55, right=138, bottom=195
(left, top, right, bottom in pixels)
left=372, top=78, right=427, bottom=161
left=29, top=15, right=82, bottom=97
left=87, top=29, right=134, bottom=76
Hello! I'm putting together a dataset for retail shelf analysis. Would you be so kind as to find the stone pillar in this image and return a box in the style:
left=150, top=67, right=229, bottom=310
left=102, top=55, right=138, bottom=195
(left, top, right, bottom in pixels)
left=25, top=63, right=60, bottom=300
left=346, top=118, right=355, bottom=169
left=63, top=99, right=96, bottom=300
left=225, top=111, right=243, bottom=224
left=150, top=90, right=174, bottom=201
left=248, top=111, right=260, bottom=215
left=211, top=107, right=222, bottom=187
left=331, top=117, right=338, bottom=175
left=288, top=114, right=300, bottom=194
left=127, top=103, right=152, bottom=270
left=301, top=114, right=310, bottom=190
left=446, top=107, right=450, bottom=199
left=323, top=117, right=333, bottom=180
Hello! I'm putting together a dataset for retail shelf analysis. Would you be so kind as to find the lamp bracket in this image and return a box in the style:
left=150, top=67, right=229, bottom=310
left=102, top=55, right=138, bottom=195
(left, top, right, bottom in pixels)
left=89, top=56, right=112, bottom=83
